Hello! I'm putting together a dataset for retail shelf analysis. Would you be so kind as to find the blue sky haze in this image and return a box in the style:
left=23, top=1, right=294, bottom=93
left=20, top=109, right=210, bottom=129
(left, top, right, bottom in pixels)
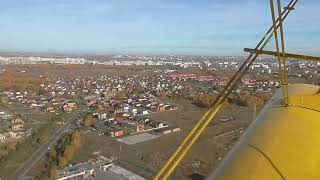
left=0, top=0, right=319, bottom=55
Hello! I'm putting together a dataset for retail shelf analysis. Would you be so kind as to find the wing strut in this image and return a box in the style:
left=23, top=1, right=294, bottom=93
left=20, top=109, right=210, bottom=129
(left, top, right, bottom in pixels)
left=153, top=0, right=298, bottom=179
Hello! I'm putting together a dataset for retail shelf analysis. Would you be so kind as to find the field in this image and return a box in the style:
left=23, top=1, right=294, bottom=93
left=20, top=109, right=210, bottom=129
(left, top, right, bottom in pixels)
left=0, top=64, right=157, bottom=92
left=1, top=64, right=155, bottom=79
left=72, top=99, right=254, bottom=179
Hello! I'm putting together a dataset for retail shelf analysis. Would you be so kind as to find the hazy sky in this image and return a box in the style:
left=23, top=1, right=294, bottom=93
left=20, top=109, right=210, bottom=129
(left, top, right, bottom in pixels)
left=0, top=0, right=319, bottom=55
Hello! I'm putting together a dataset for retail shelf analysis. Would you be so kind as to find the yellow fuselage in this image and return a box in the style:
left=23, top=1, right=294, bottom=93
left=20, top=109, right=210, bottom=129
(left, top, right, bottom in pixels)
left=208, top=84, right=320, bottom=180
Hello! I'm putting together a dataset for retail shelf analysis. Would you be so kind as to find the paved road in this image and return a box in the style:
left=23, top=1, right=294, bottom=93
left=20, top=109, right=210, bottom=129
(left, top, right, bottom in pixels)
left=9, top=111, right=81, bottom=180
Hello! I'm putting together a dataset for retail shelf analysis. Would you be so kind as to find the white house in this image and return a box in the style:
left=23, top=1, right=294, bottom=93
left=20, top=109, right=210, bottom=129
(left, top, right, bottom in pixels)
left=0, top=134, right=5, bottom=141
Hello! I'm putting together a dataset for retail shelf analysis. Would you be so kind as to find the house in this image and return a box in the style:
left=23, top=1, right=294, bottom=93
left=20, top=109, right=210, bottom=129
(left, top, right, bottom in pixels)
left=107, top=118, right=115, bottom=123
left=122, top=113, right=130, bottom=117
left=7, top=131, right=18, bottom=138
left=150, top=106, right=157, bottom=111
left=86, top=99, right=97, bottom=106
left=120, top=121, right=145, bottom=132
left=63, top=102, right=77, bottom=112
left=132, top=108, right=138, bottom=115
left=123, top=105, right=131, bottom=112
left=11, top=123, right=23, bottom=131
left=44, top=105, right=55, bottom=113
left=0, top=134, right=5, bottom=141
left=159, top=104, right=165, bottom=112
left=99, top=113, right=107, bottom=120
left=57, top=163, right=95, bottom=180
left=0, top=112, right=12, bottom=120
left=106, top=127, right=124, bottom=137
left=155, top=126, right=172, bottom=134
left=164, top=105, right=172, bottom=111
left=11, top=118, right=24, bottom=131
left=115, top=109, right=123, bottom=114
left=150, top=121, right=168, bottom=129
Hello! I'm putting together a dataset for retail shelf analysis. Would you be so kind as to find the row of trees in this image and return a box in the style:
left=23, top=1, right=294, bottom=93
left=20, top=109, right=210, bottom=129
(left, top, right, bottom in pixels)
left=36, top=131, right=81, bottom=179
left=83, top=117, right=94, bottom=127
left=57, top=131, right=81, bottom=168
left=228, top=95, right=265, bottom=109
left=192, top=94, right=216, bottom=107
left=192, top=93, right=270, bottom=109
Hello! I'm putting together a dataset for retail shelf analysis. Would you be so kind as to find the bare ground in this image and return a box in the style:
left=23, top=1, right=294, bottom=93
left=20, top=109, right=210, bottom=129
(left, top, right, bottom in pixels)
left=73, top=99, right=255, bottom=180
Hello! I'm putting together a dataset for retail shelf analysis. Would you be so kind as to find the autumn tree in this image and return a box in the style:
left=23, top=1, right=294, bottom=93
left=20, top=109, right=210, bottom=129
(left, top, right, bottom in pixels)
left=131, top=85, right=145, bottom=94
left=229, top=95, right=265, bottom=108
left=83, top=118, right=93, bottom=127
left=5, top=140, right=17, bottom=151
left=58, top=157, right=67, bottom=168
left=71, top=131, right=81, bottom=148
left=159, top=90, right=167, bottom=98
left=63, top=145, right=75, bottom=162
left=46, top=131, right=82, bottom=172
left=115, top=92, right=127, bottom=100
left=49, top=166, right=58, bottom=180
left=193, top=94, right=216, bottom=107
left=257, top=94, right=272, bottom=104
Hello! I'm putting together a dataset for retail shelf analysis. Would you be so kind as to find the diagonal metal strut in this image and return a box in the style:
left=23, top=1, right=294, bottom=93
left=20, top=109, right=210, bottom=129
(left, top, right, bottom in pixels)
left=244, top=48, right=320, bottom=62
left=153, top=0, right=298, bottom=179
left=270, top=0, right=289, bottom=105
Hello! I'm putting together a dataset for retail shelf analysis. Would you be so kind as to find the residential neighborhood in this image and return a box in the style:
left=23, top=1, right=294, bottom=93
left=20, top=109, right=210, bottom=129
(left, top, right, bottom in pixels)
left=0, top=55, right=318, bottom=180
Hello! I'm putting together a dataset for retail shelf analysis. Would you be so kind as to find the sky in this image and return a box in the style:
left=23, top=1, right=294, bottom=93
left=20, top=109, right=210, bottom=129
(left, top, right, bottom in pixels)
left=0, top=0, right=319, bottom=55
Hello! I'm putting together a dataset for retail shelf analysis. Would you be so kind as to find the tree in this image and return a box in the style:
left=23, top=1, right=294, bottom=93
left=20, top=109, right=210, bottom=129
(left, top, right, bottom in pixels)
left=192, top=94, right=216, bottom=107
left=115, top=92, right=127, bottom=100
left=71, top=131, right=81, bottom=148
left=159, top=90, right=167, bottom=98
left=48, top=149, right=57, bottom=160
left=37, top=130, right=49, bottom=143
left=58, top=157, right=67, bottom=168
left=49, top=166, right=58, bottom=180
left=131, top=85, right=145, bottom=94
left=83, top=118, right=93, bottom=127
left=63, top=145, right=75, bottom=162
left=229, top=94, right=265, bottom=108
left=5, top=140, right=17, bottom=151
